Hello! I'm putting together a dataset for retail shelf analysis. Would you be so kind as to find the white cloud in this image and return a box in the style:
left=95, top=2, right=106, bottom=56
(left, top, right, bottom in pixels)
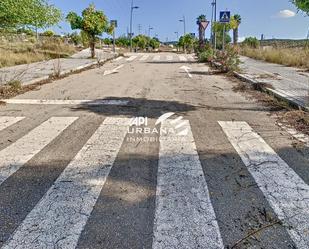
left=276, top=9, right=296, bottom=18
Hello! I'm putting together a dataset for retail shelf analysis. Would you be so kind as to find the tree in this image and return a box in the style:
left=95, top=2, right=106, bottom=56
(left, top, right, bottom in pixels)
left=291, top=0, right=309, bottom=15
left=242, top=37, right=260, bottom=48
left=66, top=4, right=113, bottom=58
left=230, top=14, right=242, bottom=45
left=69, top=32, right=82, bottom=46
left=196, top=15, right=207, bottom=48
left=149, top=37, right=160, bottom=50
left=0, top=0, right=61, bottom=38
left=178, top=34, right=196, bottom=53
left=115, top=36, right=130, bottom=47
left=103, top=38, right=112, bottom=45
left=132, top=35, right=149, bottom=50
left=213, top=22, right=232, bottom=49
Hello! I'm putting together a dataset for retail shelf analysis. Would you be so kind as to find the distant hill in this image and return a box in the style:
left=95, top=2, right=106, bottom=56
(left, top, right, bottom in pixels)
left=260, top=39, right=308, bottom=48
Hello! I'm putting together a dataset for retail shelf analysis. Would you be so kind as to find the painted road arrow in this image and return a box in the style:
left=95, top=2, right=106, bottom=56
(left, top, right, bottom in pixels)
left=103, top=65, right=124, bottom=76
left=180, top=65, right=192, bottom=78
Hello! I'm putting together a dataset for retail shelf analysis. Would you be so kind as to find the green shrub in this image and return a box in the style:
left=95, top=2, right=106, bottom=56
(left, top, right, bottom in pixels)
left=215, top=45, right=240, bottom=72
left=198, top=49, right=214, bottom=62
left=43, top=30, right=55, bottom=37
left=242, top=37, right=260, bottom=48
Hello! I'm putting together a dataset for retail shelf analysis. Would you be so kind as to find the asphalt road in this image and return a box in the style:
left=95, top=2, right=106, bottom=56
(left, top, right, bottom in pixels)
left=0, top=52, right=308, bottom=249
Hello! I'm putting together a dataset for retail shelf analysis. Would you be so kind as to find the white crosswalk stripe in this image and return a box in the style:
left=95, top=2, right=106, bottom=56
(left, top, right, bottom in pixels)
left=1, top=115, right=309, bottom=248
left=166, top=55, right=173, bottom=61
left=2, top=117, right=130, bottom=249
left=153, top=55, right=161, bottom=61
left=219, top=121, right=309, bottom=249
left=0, top=116, right=24, bottom=132
left=126, top=55, right=138, bottom=62
left=178, top=55, right=188, bottom=61
left=153, top=120, right=224, bottom=249
left=0, top=117, right=77, bottom=186
left=140, top=54, right=150, bottom=61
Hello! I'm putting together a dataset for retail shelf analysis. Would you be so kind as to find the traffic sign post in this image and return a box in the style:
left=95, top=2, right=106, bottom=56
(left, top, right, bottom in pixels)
left=111, top=20, right=118, bottom=53
left=219, top=11, right=231, bottom=51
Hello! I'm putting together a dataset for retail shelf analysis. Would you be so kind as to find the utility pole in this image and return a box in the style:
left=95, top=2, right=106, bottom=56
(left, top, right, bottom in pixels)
left=138, top=24, right=142, bottom=35
left=148, top=26, right=154, bottom=37
left=130, top=0, right=139, bottom=52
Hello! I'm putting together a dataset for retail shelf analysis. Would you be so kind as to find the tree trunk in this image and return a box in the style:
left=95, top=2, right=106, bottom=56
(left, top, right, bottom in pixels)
left=233, top=28, right=239, bottom=45
left=198, top=24, right=205, bottom=48
left=90, top=36, right=95, bottom=58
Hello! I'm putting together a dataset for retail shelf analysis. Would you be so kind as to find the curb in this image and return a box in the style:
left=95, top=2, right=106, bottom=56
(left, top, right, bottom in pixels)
left=211, top=60, right=308, bottom=111
left=233, top=71, right=309, bottom=112
left=21, top=55, right=117, bottom=87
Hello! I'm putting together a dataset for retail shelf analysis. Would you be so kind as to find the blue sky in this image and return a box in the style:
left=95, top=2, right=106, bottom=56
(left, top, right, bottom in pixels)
left=51, top=0, right=309, bottom=41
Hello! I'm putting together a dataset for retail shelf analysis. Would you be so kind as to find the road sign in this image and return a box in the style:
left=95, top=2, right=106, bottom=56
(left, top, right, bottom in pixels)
left=200, top=21, right=210, bottom=30
left=111, top=20, right=118, bottom=28
left=220, top=11, right=231, bottom=23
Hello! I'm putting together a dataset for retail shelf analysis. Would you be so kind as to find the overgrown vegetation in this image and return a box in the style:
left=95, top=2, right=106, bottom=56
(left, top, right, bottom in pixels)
left=0, top=35, right=76, bottom=68
left=196, top=43, right=240, bottom=73
left=241, top=46, right=309, bottom=70
left=0, top=0, right=62, bottom=38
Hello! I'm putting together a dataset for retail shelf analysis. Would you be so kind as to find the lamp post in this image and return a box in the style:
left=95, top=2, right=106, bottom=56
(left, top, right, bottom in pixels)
left=174, top=31, right=179, bottom=41
left=130, top=0, right=139, bottom=52
left=148, top=26, right=154, bottom=37
left=211, top=0, right=217, bottom=49
left=179, top=15, right=186, bottom=36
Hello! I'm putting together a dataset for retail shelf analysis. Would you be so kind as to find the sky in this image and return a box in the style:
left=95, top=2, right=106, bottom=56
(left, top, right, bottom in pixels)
left=50, top=0, right=309, bottom=41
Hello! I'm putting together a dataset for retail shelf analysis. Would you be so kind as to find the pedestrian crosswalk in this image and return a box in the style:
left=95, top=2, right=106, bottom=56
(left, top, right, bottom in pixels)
left=121, top=53, right=195, bottom=63
left=0, top=116, right=308, bottom=248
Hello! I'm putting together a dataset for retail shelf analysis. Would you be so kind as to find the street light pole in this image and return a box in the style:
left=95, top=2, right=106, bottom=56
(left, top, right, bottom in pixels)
left=148, top=26, right=153, bottom=37
left=214, top=0, right=217, bottom=49
left=175, top=31, right=179, bottom=41
left=179, top=16, right=186, bottom=36
left=130, top=0, right=139, bottom=52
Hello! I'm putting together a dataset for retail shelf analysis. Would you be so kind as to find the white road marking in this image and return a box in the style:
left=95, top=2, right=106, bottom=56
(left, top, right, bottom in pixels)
left=4, top=99, right=129, bottom=106
left=166, top=55, right=173, bottom=61
left=153, top=55, right=161, bottom=61
left=180, top=65, right=192, bottom=78
left=103, top=64, right=124, bottom=76
left=0, top=117, right=24, bottom=132
left=3, top=117, right=130, bottom=249
left=140, top=54, right=150, bottom=61
left=126, top=55, right=138, bottom=62
left=219, top=121, right=309, bottom=249
left=187, top=54, right=195, bottom=61
left=153, top=120, right=224, bottom=249
left=178, top=55, right=187, bottom=61
left=0, top=117, right=78, bottom=186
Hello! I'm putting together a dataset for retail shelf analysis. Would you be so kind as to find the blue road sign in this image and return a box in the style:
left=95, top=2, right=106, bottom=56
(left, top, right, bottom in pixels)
left=220, top=11, right=231, bottom=23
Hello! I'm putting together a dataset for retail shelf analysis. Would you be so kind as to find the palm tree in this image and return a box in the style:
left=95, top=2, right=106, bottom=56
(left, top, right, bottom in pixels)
left=196, top=15, right=207, bottom=47
left=232, top=14, right=242, bottom=45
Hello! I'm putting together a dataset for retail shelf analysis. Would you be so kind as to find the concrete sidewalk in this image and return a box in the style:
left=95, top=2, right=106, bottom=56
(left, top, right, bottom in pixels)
left=0, top=49, right=116, bottom=87
left=239, top=56, right=309, bottom=110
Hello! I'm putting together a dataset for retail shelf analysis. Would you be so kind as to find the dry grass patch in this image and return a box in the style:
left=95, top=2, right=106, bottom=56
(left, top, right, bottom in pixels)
left=278, top=110, right=309, bottom=135
left=241, top=47, right=309, bottom=70
left=0, top=38, right=77, bottom=68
